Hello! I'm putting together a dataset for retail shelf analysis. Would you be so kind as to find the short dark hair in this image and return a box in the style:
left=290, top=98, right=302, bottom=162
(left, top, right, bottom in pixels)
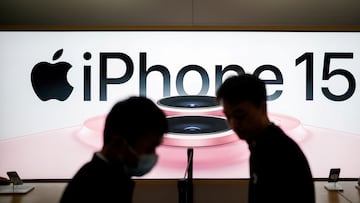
left=103, top=96, right=168, bottom=146
left=216, top=74, right=267, bottom=107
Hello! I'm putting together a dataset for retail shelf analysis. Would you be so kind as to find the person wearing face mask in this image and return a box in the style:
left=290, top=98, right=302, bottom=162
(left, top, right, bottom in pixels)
left=60, top=96, right=168, bottom=203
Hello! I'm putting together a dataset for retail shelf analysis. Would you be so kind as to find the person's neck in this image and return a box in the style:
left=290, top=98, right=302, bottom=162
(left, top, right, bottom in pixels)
left=257, top=117, right=272, bottom=134
left=100, top=144, right=125, bottom=162
left=247, top=118, right=272, bottom=142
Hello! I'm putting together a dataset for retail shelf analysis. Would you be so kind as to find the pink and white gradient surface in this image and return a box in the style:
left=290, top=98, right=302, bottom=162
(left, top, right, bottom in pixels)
left=1, top=112, right=359, bottom=179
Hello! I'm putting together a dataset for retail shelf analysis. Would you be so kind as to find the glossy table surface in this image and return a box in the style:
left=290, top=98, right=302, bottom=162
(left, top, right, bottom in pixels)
left=0, top=180, right=358, bottom=203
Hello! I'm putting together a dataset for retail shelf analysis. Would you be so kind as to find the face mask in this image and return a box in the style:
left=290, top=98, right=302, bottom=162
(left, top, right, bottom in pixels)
left=125, top=154, right=158, bottom=177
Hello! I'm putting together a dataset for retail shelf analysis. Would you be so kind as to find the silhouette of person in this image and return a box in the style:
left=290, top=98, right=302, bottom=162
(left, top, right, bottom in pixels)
left=216, top=74, right=315, bottom=203
left=60, top=96, right=168, bottom=203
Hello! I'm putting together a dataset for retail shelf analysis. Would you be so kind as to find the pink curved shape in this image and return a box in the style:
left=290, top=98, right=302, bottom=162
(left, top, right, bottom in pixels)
left=74, top=111, right=308, bottom=149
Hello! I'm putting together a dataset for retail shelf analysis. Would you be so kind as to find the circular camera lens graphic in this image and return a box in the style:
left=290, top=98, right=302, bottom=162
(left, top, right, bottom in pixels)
left=163, top=115, right=238, bottom=147
left=168, top=116, right=229, bottom=134
left=158, top=95, right=218, bottom=108
left=157, top=95, right=223, bottom=116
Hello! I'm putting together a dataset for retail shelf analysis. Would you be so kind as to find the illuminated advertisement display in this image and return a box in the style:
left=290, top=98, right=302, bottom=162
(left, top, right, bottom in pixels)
left=0, top=31, right=359, bottom=179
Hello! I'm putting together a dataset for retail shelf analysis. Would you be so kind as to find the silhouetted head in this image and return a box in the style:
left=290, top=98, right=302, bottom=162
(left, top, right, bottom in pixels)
left=216, top=74, right=270, bottom=141
left=100, top=96, right=168, bottom=176
left=103, top=96, right=168, bottom=147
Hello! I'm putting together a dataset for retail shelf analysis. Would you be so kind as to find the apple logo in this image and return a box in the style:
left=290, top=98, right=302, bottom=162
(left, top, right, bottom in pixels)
left=31, top=49, right=73, bottom=101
